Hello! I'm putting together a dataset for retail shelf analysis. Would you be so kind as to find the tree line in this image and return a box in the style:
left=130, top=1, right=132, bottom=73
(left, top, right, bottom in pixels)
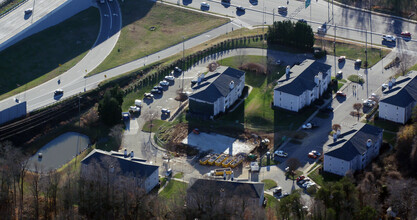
left=267, top=20, right=315, bottom=51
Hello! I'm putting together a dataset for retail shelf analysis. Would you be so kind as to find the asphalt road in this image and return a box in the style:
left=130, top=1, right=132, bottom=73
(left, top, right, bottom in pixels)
left=0, top=0, right=122, bottom=111
left=0, top=0, right=68, bottom=48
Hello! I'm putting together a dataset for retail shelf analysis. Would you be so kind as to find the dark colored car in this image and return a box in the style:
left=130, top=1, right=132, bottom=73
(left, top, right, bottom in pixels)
left=151, top=89, right=162, bottom=94
left=154, top=86, right=164, bottom=91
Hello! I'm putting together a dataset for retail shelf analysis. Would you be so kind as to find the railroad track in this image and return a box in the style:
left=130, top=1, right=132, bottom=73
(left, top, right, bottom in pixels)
left=0, top=97, right=93, bottom=142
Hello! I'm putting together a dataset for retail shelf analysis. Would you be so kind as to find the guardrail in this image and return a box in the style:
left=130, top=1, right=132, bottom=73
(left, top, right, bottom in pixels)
left=0, top=0, right=28, bottom=19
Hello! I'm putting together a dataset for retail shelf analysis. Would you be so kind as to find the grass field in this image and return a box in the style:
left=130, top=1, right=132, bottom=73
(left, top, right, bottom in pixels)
left=262, top=179, right=277, bottom=190
left=173, top=172, right=184, bottom=179
left=0, top=7, right=100, bottom=100
left=265, top=194, right=279, bottom=216
left=159, top=180, right=187, bottom=206
left=0, top=0, right=22, bottom=14
left=315, top=37, right=390, bottom=68
left=90, top=0, right=228, bottom=75
left=142, top=119, right=168, bottom=132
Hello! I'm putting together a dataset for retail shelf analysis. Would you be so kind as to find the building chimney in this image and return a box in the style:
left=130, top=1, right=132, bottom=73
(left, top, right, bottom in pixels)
left=130, top=151, right=134, bottom=158
left=333, top=133, right=338, bottom=142
left=366, top=139, right=372, bottom=148
left=124, top=148, right=127, bottom=157
left=229, top=81, right=235, bottom=89
left=286, top=65, right=291, bottom=80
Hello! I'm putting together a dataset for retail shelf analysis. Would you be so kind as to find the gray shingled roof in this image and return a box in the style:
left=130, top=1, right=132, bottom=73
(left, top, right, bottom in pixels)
left=380, top=71, right=417, bottom=107
left=81, top=149, right=158, bottom=178
left=190, top=66, right=245, bottom=103
left=274, top=60, right=331, bottom=96
left=187, top=178, right=264, bottom=199
left=325, top=123, right=383, bottom=161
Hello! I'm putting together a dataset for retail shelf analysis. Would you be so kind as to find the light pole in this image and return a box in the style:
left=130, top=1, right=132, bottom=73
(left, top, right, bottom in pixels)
left=182, top=36, right=185, bottom=94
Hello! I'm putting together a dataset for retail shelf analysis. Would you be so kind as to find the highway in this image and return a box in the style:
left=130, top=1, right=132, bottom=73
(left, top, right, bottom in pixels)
left=0, top=0, right=122, bottom=112
left=0, top=0, right=68, bottom=49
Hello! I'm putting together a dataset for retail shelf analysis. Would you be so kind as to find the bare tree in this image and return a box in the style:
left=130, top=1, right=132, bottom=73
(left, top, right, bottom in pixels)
left=398, top=39, right=412, bottom=76
left=29, top=163, right=42, bottom=219
left=353, top=103, right=363, bottom=120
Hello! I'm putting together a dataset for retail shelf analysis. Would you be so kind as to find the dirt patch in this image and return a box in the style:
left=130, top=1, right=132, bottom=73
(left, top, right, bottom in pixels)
left=239, top=63, right=266, bottom=74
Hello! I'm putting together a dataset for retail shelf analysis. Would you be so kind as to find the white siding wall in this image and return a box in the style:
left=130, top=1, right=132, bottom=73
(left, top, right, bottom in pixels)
left=379, top=102, right=406, bottom=124
left=144, top=169, right=159, bottom=193
left=211, top=74, right=245, bottom=116
left=324, top=155, right=351, bottom=176
left=274, top=90, right=301, bottom=112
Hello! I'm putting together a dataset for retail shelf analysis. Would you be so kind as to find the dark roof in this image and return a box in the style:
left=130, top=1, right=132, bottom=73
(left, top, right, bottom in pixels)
left=190, top=66, right=245, bottom=103
left=325, top=123, right=383, bottom=161
left=187, top=178, right=264, bottom=199
left=81, top=149, right=158, bottom=178
left=380, top=71, right=417, bottom=107
left=274, top=60, right=331, bottom=96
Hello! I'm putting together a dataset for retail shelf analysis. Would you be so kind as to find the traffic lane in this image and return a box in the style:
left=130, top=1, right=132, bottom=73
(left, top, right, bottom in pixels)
left=108, top=0, right=121, bottom=36
left=94, top=1, right=112, bottom=46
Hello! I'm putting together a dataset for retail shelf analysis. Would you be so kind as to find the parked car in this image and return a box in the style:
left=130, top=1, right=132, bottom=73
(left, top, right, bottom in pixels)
left=54, top=89, right=63, bottom=96
left=336, top=91, right=346, bottom=97
left=236, top=6, right=245, bottom=11
left=154, top=85, right=164, bottom=91
left=317, top=23, right=327, bottom=34
left=338, top=56, right=346, bottom=62
left=382, top=34, right=396, bottom=42
left=129, top=106, right=140, bottom=113
left=174, top=67, right=182, bottom=73
left=273, top=187, right=282, bottom=195
left=302, top=123, right=312, bottom=129
left=308, top=152, right=318, bottom=159
left=282, top=192, right=290, bottom=198
left=165, top=75, right=175, bottom=81
left=160, top=80, right=169, bottom=86
left=166, top=168, right=172, bottom=177
left=161, top=108, right=171, bottom=114
left=336, top=70, right=343, bottom=78
left=355, top=59, right=362, bottom=66
left=363, top=99, right=376, bottom=108
left=25, top=8, right=33, bottom=14
left=193, top=128, right=200, bottom=134
left=191, top=79, right=198, bottom=84
left=298, top=19, right=307, bottom=24
left=151, top=89, right=162, bottom=94
left=311, top=150, right=321, bottom=157
left=296, top=175, right=305, bottom=182
left=201, top=2, right=210, bottom=8
left=144, top=93, right=154, bottom=98
left=401, top=31, right=411, bottom=38
left=274, top=150, right=288, bottom=158
left=278, top=6, right=287, bottom=12
left=382, top=83, right=388, bottom=89
left=298, top=178, right=310, bottom=185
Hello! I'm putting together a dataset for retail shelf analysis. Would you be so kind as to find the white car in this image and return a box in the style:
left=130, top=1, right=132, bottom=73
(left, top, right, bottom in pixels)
left=25, top=8, right=33, bottom=14
left=302, top=123, right=312, bottom=129
left=274, top=150, right=288, bottom=158
left=165, top=75, right=175, bottom=81
left=144, top=93, right=154, bottom=99
left=382, top=35, right=396, bottom=42
left=54, top=89, right=63, bottom=96
left=160, top=80, right=170, bottom=86
left=201, top=2, right=210, bottom=8
left=382, top=83, right=388, bottom=89
left=161, top=108, right=171, bottom=114
left=129, top=106, right=140, bottom=113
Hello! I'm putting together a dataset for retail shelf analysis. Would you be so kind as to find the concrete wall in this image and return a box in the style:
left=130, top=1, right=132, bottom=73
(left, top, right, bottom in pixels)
left=144, top=168, right=159, bottom=193
left=0, top=0, right=94, bottom=52
left=379, top=102, right=406, bottom=124
left=323, top=154, right=350, bottom=176
left=274, top=90, right=300, bottom=112
left=0, top=101, right=26, bottom=125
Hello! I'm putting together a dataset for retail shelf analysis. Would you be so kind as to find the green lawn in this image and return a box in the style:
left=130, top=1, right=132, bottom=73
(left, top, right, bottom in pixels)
left=367, top=118, right=401, bottom=132
left=173, top=172, right=184, bottom=179
left=348, top=75, right=365, bottom=84
left=0, top=7, right=100, bottom=100
left=159, top=180, right=187, bottom=205
left=0, top=0, right=23, bottom=14
left=316, top=38, right=390, bottom=68
left=307, top=166, right=342, bottom=187
left=262, top=179, right=277, bottom=190
left=90, top=0, right=228, bottom=75
left=408, top=62, right=417, bottom=72
left=383, top=131, right=397, bottom=147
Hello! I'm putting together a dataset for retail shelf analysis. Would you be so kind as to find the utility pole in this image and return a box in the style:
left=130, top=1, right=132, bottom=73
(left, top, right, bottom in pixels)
left=369, top=0, right=373, bottom=47
left=334, top=24, right=337, bottom=77
left=328, top=0, right=330, bottom=22
left=182, top=36, right=185, bottom=93
left=75, top=96, right=81, bottom=168
left=365, top=30, right=369, bottom=98
left=273, top=8, right=275, bottom=24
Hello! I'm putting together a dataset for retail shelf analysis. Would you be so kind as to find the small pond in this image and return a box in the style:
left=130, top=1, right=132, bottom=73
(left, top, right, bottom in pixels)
left=28, top=132, right=90, bottom=172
